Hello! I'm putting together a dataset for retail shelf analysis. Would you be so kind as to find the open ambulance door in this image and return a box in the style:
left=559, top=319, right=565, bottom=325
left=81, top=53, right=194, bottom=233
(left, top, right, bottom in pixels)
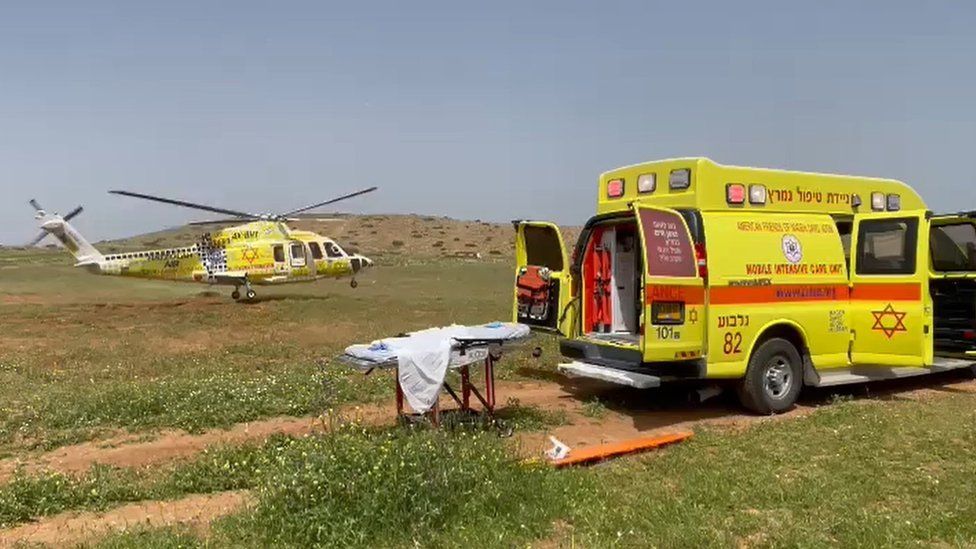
left=632, top=205, right=706, bottom=362
left=849, top=210, right=931, bottom=367
left=513, top=221, right=576, bottom=336
left=929, top=213, right=976, bottom=358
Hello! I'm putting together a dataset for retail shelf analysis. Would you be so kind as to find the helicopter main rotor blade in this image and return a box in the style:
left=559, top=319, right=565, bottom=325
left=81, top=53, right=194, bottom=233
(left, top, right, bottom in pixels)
left=109, top=190, right=260, bottom=220
left=63, top=206, right=84, bottom=222
left=29, top=199, right=43, bottom=212
left=187, top=218, right=245, bottom=226
left=281, top=186, right=377, bottom=217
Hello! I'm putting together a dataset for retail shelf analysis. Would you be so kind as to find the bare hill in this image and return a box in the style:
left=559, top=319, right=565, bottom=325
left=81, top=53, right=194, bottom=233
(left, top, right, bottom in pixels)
left=98, top=214, right=581, bottom=262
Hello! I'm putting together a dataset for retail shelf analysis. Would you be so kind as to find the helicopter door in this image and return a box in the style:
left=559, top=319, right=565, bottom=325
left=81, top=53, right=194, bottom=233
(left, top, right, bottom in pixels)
left=272, top=244, right=288, bottom=276
left=289, top=242, right=307, bottom=266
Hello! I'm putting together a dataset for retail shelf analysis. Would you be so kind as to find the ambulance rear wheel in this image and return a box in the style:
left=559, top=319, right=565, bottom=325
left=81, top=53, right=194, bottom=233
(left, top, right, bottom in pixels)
left=737, top=338, right=802, bottom=415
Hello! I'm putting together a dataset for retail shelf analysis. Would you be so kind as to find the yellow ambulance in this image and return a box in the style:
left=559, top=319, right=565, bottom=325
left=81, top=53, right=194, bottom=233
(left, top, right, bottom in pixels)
left=514, top=158, right=976, bottom=413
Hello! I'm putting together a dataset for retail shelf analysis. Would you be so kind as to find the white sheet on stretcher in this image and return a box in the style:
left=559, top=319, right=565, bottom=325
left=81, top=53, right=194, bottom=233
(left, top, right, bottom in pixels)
left=342, top=322, right=529, bottom=413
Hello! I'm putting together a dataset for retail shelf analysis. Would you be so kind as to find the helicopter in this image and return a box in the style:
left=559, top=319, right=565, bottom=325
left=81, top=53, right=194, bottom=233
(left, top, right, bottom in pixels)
left=29, top=188, right=376, bottom=300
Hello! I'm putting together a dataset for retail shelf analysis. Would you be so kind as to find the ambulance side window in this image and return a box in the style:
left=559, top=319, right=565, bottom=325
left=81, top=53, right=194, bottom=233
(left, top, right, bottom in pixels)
left=931, top=223, right=976, bottom=271
left=856, top=218, right=918, bottom=275
left=836, top=221, right=853, bottom=269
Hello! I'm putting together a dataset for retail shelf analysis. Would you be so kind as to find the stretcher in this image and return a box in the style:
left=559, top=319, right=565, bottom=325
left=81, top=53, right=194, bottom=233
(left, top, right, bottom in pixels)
left=337, top=322, right=530, bottom=425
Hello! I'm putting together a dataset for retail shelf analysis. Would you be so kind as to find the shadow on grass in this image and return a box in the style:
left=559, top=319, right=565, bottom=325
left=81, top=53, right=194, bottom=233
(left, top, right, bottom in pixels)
left=239, top=293, right=336, bottom=304
left=516, top=362, right=976, bottom=434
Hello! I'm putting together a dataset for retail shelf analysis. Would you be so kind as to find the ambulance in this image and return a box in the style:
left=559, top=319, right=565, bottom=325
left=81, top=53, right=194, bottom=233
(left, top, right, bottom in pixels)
left=514, top=158, right=976, bottom=413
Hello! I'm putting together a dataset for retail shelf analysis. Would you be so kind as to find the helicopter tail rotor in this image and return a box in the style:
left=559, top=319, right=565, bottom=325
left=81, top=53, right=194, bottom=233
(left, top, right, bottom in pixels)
left=27, top=200, right=84, bottom=247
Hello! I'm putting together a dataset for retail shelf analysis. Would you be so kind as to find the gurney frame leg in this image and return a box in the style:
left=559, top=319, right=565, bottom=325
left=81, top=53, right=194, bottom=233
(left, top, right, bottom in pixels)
left=393, top=354, right=498, bottom=427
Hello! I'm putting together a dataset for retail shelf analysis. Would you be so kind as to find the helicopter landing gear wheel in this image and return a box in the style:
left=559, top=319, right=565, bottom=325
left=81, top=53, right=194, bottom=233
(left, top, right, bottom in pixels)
left=350, top=279, right=358, bottom=289
left=246, top=288, right=257, bottom=300
left=231, top=289, right=241, bottom=300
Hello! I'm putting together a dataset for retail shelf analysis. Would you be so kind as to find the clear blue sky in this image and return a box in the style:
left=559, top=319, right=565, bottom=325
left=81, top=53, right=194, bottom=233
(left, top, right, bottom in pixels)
left=2, top=1, right=974, bottom=244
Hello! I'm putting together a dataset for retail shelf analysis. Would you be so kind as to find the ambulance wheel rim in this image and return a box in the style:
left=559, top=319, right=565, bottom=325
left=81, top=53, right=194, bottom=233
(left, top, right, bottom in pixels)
left=763, top=357, right=792, bottom=399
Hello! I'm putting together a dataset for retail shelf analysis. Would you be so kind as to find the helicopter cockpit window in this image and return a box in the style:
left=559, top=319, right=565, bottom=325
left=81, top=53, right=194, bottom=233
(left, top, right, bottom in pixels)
left=308, top=242, right=323, bottom=260
left=324, top=242, right=344, bottom=258
left=273, top=245, right=285, bottom=263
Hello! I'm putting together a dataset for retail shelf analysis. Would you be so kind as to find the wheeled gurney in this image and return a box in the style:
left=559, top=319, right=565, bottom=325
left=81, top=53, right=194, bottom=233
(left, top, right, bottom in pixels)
left=337, top=322, right=530, bottom=425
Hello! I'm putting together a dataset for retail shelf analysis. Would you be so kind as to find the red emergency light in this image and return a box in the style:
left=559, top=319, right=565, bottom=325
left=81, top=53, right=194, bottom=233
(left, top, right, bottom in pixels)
left=607, top=178, right=625, bottom=198
left=726, top=183, right=746, bottom=205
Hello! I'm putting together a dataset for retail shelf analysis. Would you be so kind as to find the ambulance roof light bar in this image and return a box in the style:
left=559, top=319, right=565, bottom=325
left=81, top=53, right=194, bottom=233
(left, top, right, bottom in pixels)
left=887, top=194, right=901, bottom=211
left=726, top=183, right=746, bottom=205
left=871, top=192, right=886, bottom=211
left=607, top=178, right=625, bottom=199
left=748, top=184, right=767, bottom=205
left=669, top=169, right=691, bottom=190
left=637, top=173, right=656, bottom=194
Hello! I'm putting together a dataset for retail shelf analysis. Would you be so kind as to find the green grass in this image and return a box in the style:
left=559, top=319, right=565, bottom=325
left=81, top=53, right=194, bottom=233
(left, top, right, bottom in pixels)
left=580, top=396, right=609, bottom=419
left=7, top=248, right=976, bottom=547
left=214, top=428, right=573, bottom=548
left=0, top=249, right=532, bottom=452
left=91, top=528, right=205, bottom=548
left=8, top=392, right=976, bottom=547
left=566, top=392, right=976, bottom=547
left=0, top=356, right=390, bottom=450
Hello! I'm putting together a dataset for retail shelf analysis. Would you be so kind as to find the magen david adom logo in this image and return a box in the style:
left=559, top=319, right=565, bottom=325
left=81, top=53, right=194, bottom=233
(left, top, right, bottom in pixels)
left=781, top=234, right=802, bottom=264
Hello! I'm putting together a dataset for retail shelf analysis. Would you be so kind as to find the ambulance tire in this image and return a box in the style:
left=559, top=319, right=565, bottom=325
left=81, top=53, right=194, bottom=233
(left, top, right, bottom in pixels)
left=737, top=338, right=803, bottom=415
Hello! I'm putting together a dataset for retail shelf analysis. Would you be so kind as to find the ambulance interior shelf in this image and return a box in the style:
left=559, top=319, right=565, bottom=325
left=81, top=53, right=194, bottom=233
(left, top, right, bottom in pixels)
left=580, top=220, right=640, bottom=340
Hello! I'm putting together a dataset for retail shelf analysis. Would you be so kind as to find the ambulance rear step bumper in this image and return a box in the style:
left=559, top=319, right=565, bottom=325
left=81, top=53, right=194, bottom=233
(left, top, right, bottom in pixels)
left=558, top=361, right=661, bottom=389
left=812, top=358, right=975, bottom=387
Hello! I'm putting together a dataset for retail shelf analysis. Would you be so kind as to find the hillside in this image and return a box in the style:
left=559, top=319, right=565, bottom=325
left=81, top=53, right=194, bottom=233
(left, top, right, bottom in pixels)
left=97, top=214, right=581, bottom=262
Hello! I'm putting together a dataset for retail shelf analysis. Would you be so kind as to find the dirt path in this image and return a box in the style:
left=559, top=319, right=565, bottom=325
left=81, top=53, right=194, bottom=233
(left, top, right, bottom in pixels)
left=0, top=490, right=251, bottom=547
left=3, top=374, right=975, bottom=483
left=1, top=373, right=974, bottom=547
left=0, top=404, right=395, bottom=483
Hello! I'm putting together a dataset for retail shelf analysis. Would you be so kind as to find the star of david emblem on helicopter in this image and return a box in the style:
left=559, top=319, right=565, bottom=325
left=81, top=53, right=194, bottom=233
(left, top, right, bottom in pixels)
left=241, top=247, right=259, bottom=265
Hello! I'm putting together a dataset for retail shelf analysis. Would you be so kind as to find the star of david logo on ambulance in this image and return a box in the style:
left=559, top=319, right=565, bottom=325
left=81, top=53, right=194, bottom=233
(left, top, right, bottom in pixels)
left=871, top=304, right=907, bottom=339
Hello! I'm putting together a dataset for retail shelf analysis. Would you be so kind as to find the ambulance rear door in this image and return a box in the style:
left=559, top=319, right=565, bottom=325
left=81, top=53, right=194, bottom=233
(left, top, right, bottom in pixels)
left=513, top=221, right=577, bottom=336
left=633, top=205, right=706, bottom=362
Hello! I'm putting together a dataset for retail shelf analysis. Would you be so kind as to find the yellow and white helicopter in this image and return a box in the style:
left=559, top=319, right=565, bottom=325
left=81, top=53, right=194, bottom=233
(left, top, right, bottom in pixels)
left=29, top=188, right=376, bottom=300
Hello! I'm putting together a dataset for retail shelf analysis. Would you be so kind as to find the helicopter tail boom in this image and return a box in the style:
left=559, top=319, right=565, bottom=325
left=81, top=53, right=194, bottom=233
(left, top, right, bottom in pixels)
left=32, top=204, right=104, bottom=267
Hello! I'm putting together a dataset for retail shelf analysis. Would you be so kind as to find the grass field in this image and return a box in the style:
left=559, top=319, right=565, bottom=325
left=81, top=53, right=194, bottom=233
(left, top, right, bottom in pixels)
left=2, top=246, right=976, bottom=547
